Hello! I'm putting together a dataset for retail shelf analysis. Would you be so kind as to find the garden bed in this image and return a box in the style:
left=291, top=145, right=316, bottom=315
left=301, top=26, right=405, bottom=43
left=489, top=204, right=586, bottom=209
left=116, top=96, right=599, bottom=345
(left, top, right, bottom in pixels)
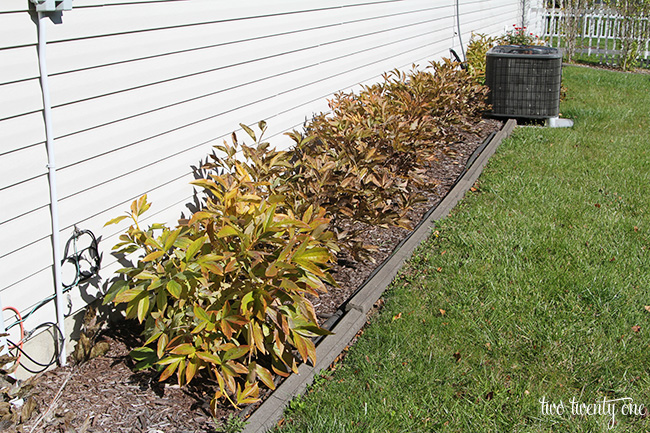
left=19, top=118, right=502, bottom=433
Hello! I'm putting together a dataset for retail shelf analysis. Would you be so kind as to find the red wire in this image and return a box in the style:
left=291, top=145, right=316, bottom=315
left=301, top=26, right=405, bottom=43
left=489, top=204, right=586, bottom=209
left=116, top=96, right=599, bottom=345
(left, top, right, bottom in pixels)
left=2, top=306, right=24, bottom=364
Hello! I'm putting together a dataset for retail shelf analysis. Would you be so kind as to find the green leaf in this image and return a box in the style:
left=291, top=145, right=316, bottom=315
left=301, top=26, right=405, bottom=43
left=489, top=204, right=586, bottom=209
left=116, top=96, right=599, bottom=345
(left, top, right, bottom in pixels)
left=186, top=236, right=206, bottom=261
left=142, top=250, right=165, bottom=262
left=137, top=294, right=150, bottom=323
left=170, top=343, right=196, bottom=356
left=134, top=270, right=157, bottom=280
left=236, top=382, right=260, bottom=405
left=255, top=364, right=275, bottom=390
left=157, top=354, right=185, bottom=366
left=143, top=331, right=163, bottom=346
left=217, top=226, right=239, bottom=238
left=103, top=279, right=128, bottom=305
left=166, top=280, right=182, bottom=299
left=130, top=347, right=158, bottom=371
left=194, top=305, right=211, bottom=322
left=196, top=351, right=222, bottom=365
left=295, top=247, right=331, bottom=264
left=135, top=194, right=151, bottom=216
left=113, top=288, right=144, bottom=304
left=223, top=345, right=250, bottom=361
left=163, top=228, right=182, bottom=251
left=159, top=357, right=181, bottom=382
left=241, top=291, right=254, bottom=311
left=185, top=356, right=201, bottom=384
left=130, top=346, right=156, bottom=361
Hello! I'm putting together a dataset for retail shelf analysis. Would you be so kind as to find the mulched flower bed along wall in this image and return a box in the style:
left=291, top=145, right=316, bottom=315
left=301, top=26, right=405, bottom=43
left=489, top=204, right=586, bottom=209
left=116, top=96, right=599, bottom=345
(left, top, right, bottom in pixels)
left=19, top=118, right=502, bottom=433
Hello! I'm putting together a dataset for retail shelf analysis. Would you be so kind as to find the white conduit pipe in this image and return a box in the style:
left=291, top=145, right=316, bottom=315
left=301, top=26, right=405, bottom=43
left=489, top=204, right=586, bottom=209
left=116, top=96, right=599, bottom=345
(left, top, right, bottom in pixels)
left=455, top=0, right=466, bottom=61
left=37, top=11, right=67, bottom=367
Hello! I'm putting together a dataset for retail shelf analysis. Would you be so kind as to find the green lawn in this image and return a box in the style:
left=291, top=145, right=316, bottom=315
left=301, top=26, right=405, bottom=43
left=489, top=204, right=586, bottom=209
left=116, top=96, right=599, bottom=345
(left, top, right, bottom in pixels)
left=273, top=66, right=650, bottom=432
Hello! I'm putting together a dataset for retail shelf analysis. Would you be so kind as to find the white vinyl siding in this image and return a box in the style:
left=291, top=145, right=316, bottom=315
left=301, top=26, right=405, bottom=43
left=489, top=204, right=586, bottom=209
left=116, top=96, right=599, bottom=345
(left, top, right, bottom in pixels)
left=0, top=0, right=523, bottom=371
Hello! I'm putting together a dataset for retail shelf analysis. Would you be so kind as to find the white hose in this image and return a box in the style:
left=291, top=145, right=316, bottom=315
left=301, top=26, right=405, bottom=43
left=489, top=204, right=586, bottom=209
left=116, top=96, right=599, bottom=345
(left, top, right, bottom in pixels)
left=37, top=11, right=67, bottom=367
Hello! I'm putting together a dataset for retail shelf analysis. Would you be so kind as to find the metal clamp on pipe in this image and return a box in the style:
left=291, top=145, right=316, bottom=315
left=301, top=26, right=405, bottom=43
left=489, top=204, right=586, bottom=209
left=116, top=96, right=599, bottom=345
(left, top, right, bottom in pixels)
left=31, top=0, right=72, bottom=12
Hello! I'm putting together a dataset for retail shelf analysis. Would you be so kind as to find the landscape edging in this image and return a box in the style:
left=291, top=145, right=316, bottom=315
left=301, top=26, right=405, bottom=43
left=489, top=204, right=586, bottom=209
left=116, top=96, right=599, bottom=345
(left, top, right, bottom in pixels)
left=241, top=118, right=517, bottom=433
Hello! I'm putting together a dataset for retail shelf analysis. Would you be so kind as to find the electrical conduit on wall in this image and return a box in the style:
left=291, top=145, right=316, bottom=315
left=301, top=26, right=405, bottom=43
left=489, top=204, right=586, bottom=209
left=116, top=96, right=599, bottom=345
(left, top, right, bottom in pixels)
left=36, top=10, right=67, bottom=367
left=456, top=0, right=466, bottom=60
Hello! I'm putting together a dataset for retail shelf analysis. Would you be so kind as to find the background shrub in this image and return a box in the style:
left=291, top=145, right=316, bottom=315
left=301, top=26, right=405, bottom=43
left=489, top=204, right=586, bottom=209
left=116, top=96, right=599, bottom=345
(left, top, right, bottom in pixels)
left=466, top=33, right=498, bottom=85
left=104, top=59, right=490, bottom=411
left=282, top=60, right=488, bottom=260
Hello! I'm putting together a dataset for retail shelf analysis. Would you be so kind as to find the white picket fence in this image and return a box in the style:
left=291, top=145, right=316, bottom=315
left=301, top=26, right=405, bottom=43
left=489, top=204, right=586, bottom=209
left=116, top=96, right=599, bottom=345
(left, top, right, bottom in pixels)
left=542, top=0, right=650, bottom=66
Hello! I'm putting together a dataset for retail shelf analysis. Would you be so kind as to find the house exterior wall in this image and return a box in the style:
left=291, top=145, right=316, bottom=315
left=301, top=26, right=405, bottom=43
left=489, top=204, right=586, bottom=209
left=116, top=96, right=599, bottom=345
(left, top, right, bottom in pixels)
left=0, top=0, right=523, bottom=375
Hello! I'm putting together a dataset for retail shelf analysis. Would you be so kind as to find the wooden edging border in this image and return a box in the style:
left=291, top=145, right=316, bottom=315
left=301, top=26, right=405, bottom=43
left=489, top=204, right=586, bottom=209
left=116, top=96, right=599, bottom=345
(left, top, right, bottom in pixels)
left=241, top=119, right=517, bottom=433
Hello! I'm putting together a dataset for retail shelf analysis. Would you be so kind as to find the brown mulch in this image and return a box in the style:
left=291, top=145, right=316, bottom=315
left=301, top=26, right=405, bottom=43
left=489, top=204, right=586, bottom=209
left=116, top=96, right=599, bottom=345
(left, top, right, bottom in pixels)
left=18, top=118, right=502, bottom=433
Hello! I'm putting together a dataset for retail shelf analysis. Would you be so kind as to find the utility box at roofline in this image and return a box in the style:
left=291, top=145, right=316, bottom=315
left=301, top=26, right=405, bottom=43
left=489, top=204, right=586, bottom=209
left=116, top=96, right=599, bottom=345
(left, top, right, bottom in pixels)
left=485, top=45, right=563, bottom=119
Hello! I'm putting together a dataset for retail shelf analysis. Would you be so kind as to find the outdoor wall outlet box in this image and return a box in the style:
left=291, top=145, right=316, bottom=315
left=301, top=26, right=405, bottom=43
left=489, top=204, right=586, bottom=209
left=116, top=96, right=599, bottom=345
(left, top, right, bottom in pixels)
left=31, top=0, right=72, bottom=12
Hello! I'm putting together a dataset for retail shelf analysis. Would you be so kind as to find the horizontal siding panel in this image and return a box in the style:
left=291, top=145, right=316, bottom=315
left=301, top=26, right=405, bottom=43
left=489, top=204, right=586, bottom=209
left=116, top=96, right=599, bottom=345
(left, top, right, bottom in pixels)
left=0, top=146, right=48, bottom=198
left=0, top=237, right=53, bottom=291
left=0, top=206, right=52, bottom=258
left=79, top=173, right=200, bottom=245
left=53, top=37, right=441, bottom=199
left=47, top=8, right=442, bottom=105
left=46, top=0, right=442, bottom=73
left=0, top=270, right=54, bottom=325
left=0, top=11, right=36, bottom=49
left=0, top=176, right=50, bottom=228
left=0, top=0, right=29, bottom=13
left=57, top=148, right=218, bottom=229
left=73, top=0, right=179, bottom=6
left=0, top=113, right=46, bottom=155
left=0, top=79, right=43, bottom=121
left=46, top=0, right=404, bottom=42
left=0, top=46, right=39, bottom=85
left=50, top=19, right=442, bottom=139
left=56, top=36, right=444, bottom=224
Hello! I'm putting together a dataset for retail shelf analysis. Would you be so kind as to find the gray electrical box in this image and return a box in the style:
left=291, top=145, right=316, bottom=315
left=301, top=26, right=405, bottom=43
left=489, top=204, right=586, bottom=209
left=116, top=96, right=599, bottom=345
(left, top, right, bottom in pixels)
left=32, top=0, right=72, bottom=12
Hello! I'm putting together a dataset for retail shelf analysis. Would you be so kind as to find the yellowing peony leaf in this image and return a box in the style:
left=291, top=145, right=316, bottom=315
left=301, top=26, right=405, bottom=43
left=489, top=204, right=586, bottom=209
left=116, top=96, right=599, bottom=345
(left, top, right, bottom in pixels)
left=239, top=123, right=256, bottom=141
left=217, top=226, right=239, bottom=238
left=170, top=343, right=196, bottom=356
left=196, top=351, right=222, bottom=365
left=166, top=280, right=182, bottom=299
left=136, top=294, right=150, bottom=323
left=236, top=382, right=260, bottom=405
left=104, top=215, right=129, bottom=226
left=142, top=250, right=165, bottom=262
left=223, top=345, right=250, bottom=361
left=185, top=236, right=206, bottom=261
left=255, top=364, right=275, bottom=389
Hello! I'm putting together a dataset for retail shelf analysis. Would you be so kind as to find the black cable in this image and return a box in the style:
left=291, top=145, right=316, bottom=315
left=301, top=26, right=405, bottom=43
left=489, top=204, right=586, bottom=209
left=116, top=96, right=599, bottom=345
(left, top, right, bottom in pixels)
left=5, top=322, right=65, bottom=373
left=62, top=228, right=101, bottom=289
left=5, top=228, right=100, bottom=331
left=7, top=339, right=56, bottom=369
left=449, top=48, right=468, bottom=70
